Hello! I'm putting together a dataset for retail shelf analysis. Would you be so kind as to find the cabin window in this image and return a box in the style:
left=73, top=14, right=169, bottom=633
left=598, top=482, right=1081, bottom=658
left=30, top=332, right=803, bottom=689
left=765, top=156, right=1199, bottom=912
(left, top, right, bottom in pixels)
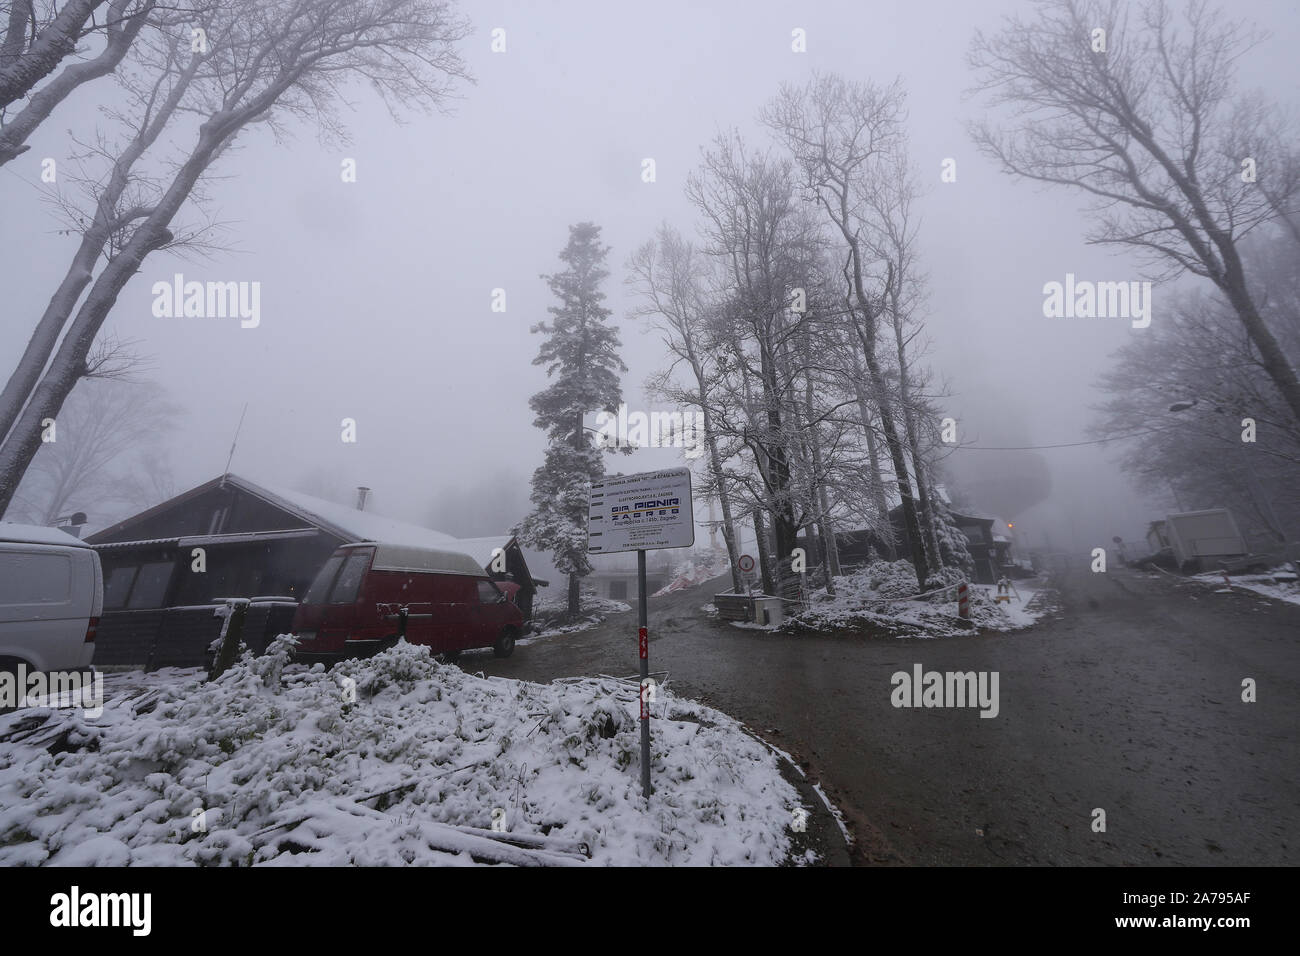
left=127, top=561, right=175, bottom=609
left=328, top=551, right=371, bottom=604
left=104, top=566, right=137, bottom=609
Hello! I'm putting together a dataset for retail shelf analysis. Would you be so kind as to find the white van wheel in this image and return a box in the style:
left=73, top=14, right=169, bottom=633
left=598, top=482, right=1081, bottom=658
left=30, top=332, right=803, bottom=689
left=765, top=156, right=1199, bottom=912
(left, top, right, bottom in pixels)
left=493, top=628, right=516, bottom=659
left=0, top=658, right=30, bottom=714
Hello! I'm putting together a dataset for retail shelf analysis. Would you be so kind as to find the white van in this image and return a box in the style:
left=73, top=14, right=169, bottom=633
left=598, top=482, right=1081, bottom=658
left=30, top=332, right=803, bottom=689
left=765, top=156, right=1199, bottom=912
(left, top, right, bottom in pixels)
left=0, top=523, right=102, bottom=673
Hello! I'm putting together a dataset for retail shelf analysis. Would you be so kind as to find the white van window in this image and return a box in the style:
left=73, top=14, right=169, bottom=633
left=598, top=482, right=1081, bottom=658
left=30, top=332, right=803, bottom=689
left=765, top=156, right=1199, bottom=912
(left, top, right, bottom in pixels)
left=0, top=550, right=72, bottom=605
left=328, top=552, right=372, bottom=604
left=127, top=561, right=175, bottom=609
left=477, top=580, right=504, bottom=604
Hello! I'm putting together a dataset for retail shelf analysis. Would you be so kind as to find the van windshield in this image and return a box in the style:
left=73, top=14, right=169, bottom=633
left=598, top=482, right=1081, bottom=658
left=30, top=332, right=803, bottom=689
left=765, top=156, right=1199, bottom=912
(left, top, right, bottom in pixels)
left=327, top=551, right=372, bottom=604
left=303, top=555, right=343, bottom=605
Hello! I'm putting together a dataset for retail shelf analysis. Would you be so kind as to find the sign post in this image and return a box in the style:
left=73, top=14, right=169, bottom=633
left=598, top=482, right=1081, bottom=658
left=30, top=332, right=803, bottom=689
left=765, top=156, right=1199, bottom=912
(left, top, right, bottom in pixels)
left=738, top=553, right=755, bottom=596
left=588, top=467, right=694, bottom=799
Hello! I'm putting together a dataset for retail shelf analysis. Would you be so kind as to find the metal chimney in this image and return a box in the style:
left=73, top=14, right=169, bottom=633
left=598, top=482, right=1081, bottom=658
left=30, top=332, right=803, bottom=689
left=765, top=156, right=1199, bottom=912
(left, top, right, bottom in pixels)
left=355, top=486, right=371, bottom=511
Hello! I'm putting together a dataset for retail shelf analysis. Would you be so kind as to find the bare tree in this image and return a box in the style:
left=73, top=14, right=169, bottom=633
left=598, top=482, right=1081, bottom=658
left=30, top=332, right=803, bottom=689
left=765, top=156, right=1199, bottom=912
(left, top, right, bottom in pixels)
left=1095, top=228, right=1300, bottom=544
left=0, top=0, right=471, bottom=516
left=5, top=376, right=179, bottom=525
left=0, top=0, right=157, bottom=165
left=685, top=133, right=824, bottom=596
left=969, top=0, right=1300, bottom=423
left=627, top=224, right=745, bottom=593
left=763, top=72, right=935, bottom=585
left=866, top=146, right=947, bottom=568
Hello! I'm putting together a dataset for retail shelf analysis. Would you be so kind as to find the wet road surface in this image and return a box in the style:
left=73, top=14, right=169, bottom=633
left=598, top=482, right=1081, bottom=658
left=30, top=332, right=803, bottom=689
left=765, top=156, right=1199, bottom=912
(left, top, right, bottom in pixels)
left=467, top=564, right=1299, bottom=865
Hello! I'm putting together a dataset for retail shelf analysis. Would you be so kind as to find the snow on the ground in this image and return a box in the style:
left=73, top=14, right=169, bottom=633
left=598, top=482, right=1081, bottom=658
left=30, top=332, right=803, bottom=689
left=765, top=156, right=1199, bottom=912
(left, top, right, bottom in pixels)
left=785, top=560, right=1050, bottom=637
left=517, top=592, right=631, bottom=646
left=1192, top=565, right=1300, bottom=606
left=0, top=638, right=799, bottom=866
left=654, top=552, right=732, bottom=596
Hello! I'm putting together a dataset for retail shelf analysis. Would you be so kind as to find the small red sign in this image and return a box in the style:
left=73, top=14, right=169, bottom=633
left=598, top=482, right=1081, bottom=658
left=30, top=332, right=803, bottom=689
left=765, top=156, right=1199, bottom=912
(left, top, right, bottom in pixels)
left=738, top=554, right=755, bottom=573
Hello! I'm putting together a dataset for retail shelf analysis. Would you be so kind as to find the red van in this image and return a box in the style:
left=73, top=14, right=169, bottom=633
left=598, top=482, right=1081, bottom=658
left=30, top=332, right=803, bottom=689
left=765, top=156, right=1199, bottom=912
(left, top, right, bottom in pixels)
left=291, top=542, right=523, bottom=663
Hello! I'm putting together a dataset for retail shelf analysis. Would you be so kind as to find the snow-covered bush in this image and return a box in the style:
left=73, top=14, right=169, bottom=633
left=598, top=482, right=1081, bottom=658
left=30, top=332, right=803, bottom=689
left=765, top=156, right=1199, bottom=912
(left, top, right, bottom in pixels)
left=866, top=558, right=921, bottom=599
left=0, top=641, right=799, bottom=866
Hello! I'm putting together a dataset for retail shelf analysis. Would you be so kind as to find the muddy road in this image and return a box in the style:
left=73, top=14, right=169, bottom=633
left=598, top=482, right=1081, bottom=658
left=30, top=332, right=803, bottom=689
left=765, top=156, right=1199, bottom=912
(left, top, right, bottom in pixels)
left=467, top=565, right=1300, bottom=865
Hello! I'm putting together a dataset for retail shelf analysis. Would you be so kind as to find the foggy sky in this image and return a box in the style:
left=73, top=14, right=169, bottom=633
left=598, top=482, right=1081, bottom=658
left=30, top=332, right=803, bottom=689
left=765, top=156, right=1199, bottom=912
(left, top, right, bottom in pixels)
left=3, top=0, right=1298, bottom=555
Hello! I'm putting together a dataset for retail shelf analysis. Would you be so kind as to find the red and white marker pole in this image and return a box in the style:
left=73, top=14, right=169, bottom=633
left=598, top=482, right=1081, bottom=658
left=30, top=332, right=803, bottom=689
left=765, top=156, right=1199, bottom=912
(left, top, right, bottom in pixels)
left=637, top=550, right=652, bottom=797
left=958, top=581, right=970, bottom=620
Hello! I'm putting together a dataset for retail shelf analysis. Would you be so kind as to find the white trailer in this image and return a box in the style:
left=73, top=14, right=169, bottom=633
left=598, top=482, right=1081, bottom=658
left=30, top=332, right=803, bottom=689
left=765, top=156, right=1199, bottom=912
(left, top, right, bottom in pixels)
left=1159, top=509, right=1248, bottom=569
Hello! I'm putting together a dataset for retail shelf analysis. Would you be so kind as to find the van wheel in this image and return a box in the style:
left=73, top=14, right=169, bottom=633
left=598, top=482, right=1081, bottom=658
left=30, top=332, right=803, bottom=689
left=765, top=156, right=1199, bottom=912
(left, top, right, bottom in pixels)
left=493, top=628, right=517, bottom=659
left=0, top=657, right=29, bottom=715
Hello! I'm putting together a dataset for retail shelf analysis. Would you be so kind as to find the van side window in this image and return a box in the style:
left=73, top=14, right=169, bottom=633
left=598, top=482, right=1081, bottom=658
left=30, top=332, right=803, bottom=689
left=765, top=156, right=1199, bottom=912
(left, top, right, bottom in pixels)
left=0, top=550, right=72, bottom=605
left=328, top=552, right=372, bottom=604
left=303, top=554, right=344, bottom=604
left=477, top=580, right=503, bottom=604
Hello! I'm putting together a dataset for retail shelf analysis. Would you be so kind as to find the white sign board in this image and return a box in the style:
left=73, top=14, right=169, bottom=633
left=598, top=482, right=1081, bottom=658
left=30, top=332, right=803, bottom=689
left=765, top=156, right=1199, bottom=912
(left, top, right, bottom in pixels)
left=587, top=467, right=695, bottom=554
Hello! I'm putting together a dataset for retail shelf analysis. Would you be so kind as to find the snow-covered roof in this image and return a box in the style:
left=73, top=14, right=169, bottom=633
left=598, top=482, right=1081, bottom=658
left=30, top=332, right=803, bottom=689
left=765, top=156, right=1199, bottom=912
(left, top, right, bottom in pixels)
left=454, top=534, right=517, bottom=568
left=229, top=476, right=463, bottom=551
left=0, top=522, right=92, bottom=547
left=85, top=472, right=543, bottom=582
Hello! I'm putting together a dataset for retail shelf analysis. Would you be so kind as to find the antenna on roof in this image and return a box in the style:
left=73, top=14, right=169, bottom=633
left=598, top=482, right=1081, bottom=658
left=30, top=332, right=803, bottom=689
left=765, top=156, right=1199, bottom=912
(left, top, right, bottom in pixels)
left=223, top=403, right=249, bottom=480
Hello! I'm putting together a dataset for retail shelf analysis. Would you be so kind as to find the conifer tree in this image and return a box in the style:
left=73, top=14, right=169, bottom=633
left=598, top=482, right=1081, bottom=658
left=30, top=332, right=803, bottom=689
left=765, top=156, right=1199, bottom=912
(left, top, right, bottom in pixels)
left=517, top=222, right=627, bottom=617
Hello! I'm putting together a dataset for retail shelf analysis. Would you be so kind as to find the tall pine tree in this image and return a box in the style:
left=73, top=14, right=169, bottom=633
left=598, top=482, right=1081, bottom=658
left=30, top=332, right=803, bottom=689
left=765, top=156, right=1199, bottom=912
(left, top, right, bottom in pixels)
left=517, top=222, right=627, bottom=617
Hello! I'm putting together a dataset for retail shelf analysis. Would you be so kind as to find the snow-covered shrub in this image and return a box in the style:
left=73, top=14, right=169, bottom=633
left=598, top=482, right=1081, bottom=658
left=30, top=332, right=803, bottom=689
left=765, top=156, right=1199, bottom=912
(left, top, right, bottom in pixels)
left=866, top=559, right=921, bottom=599
left=922, top=565, right=966, bottom=596
left=0, top=641, right=799, bottom=866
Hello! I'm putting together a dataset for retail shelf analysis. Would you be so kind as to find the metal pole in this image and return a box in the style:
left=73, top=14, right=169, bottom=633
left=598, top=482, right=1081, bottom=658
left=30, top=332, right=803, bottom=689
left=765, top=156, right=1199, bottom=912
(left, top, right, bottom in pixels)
left=638, top=549, right=651, bottom=798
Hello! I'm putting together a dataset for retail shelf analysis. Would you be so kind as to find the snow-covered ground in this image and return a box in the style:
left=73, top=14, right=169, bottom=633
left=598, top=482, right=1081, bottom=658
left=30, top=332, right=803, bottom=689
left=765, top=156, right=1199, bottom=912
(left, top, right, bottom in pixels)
left=1192, top=565, right=1300, bottom=606
left=0, top=639, right=801, bottom=866
left=518, top=592, right=631, bottom=646
left=783, top=561, right=1051, bottom=638
left=654, top=552, right=732, bottom=596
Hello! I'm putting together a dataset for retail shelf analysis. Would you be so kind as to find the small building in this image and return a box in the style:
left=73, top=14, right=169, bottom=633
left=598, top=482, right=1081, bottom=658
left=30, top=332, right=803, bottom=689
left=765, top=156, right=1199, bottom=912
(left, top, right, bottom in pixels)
left=586, top=551, right=673, bottom=602
left=85, top=473, right=544, bottom=667
left=1146, top=509, right=1248, bottom=571
left=809, top=507, right=1014, bottom=585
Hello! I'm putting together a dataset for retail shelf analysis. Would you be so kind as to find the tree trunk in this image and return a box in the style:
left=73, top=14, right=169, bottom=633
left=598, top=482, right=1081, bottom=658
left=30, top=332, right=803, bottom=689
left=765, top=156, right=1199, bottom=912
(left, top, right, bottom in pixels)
left=752, top=507, right=774, bottom=595
left=698, top=380, right=743, bottom=593
left=851, top=326, right=930, bottom=586
left=852, top=373, right=893, bottom=555
left=567, top=572, right=580, bottom=619
left=803, top=347, right=839, bottom=590
left=1220, top=272, right=1300, bottom=425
